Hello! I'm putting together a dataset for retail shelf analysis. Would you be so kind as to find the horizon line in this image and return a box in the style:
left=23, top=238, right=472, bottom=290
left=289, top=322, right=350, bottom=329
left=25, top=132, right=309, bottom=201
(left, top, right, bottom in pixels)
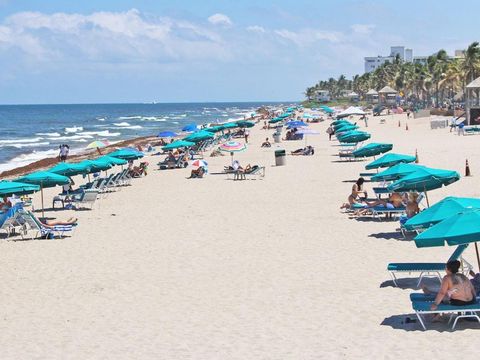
left=0, top=100, right=301, bottom=107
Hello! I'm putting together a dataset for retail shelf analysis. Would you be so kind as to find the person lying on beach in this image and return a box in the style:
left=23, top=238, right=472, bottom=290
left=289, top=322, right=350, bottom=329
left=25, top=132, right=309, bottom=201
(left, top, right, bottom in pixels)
left=188, top=166, right=205, bottom=179
left=340, top=178, right=367, bottom=210
left=352, top=192, right=404, bottom=217
left=291, top=146, right=314, bottom=156
left=32, top=213, right=78, bottom=228
left=261, top=138, right=271, bottom=147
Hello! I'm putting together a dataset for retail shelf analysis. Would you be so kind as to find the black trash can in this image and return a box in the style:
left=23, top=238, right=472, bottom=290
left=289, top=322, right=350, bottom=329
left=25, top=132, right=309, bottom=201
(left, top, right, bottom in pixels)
left=275, top=149, right=286, bottom=166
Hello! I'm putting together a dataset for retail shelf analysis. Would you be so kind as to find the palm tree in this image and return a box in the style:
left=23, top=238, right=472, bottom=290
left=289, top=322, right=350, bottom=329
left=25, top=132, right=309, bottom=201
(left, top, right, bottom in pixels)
left=462, top=41, right=480, bottom=84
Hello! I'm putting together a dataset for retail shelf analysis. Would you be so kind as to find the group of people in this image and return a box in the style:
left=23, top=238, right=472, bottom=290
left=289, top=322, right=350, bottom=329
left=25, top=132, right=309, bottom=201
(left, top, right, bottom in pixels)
left=340, top=177, right=420, bottom=219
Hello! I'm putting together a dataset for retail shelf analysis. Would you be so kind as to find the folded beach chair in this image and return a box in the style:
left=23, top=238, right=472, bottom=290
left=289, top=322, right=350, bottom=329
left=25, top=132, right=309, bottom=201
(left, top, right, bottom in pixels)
left=409, top=293, right=480, bottom=330
left=71, top=190, right=99, bottom=210
left=16, top=210, right=76, bottom=240
left=387, top=244, right=472, bottom=287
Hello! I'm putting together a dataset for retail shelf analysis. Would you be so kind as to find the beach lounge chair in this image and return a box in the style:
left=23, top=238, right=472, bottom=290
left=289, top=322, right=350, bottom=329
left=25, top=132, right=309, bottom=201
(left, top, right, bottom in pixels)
left=409, top=293, right=480, bottom=330
left=370, top=204, right=406, bottom=220
left=16, top=210, right=76, bottom=240
left=71, top=190, right=99, bottom=210
left=233, top=165, right=265, bottom=180
left=387, top=244, right=472, bottom=287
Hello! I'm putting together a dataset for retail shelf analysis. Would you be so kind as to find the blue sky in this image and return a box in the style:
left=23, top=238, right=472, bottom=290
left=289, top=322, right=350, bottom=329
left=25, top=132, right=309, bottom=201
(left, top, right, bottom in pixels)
left=0, top=0, right=478, bottom=104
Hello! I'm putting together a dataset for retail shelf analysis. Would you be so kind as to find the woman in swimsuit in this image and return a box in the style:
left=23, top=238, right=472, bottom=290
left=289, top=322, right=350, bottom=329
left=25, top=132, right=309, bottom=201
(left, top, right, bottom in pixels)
left=431, top=260, right=477, bottom=311
left=340, top=178, right=367, bottom=209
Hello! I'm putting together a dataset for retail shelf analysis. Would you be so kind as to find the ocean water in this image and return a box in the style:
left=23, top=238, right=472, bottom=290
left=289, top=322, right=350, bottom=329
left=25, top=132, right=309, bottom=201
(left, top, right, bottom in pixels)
left=0, top=102, right=283, bottom=172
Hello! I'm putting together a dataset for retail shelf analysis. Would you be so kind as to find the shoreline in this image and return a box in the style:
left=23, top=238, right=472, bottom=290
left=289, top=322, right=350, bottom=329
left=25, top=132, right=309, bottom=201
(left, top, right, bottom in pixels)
left=0, top=135, right=157, bottom=179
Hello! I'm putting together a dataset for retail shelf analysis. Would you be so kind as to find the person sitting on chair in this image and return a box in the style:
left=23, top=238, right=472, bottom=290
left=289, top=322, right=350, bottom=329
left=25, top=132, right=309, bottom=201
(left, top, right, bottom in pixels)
left=261, top=138, right=271, bottom=147
left=188, top=166, right=206, bottom=179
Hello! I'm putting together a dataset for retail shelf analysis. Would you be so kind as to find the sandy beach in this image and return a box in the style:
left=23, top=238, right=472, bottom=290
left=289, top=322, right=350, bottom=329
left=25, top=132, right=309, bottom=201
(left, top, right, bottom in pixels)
left=1, top=112, right=480, bottom=359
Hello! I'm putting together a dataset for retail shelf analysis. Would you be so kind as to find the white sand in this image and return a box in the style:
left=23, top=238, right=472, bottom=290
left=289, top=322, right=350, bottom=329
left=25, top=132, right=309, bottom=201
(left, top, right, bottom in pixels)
left=1, top=113, right=480, bottom=359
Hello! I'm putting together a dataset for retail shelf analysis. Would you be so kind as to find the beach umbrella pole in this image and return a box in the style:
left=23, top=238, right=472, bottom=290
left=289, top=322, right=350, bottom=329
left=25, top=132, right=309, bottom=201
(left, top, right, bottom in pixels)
left=40, top=184, right=45, bottom=218
left=475, top=243, right=480, bottom=271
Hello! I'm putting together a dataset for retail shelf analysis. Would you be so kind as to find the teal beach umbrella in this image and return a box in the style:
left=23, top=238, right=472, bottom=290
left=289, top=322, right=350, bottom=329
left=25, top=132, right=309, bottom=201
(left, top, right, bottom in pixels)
left=387, top=167, right=460, bottom=206
left=405, top=196, right=480, bottom=231
left=108, top=149, right=144, bottom=160
left=97, top=156, right=128, bottom=166
left=183, top=131, right=214, bottom=143
left=49, top=162, right=87, bottom=177
left=337, top=131, right=371, bottom=144
left=236, top=120, right=255, bottom=128
left=268, top=117, right=283, bottom=124
left=77, top=159, right=112, bottom=173
left=414, top=209, right=480, bottom=267
left=352, top=143, right=393, bottom=158
left=204, top=125, right=225, bottom=133
left=335, top=123, right=358, bottom=132
left=0, top=181, right=40, bottom=196
left=387, top=167, right=460, bottom=192
left=332, top=119, right=350, bottom=126
left=162, top=140, right=195, bottom=150
left=371, top=163, right=425, bottom=182
left=222, top=122, right=238, bottom=129
left=365, top=153, right=416, bottom=170
left=16, top=171, right=70, bottom=217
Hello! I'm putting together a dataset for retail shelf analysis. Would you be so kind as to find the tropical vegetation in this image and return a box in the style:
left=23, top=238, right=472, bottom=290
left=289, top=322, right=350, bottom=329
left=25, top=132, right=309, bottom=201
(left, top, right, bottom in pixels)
left=305, top=42, right=480, bottom=107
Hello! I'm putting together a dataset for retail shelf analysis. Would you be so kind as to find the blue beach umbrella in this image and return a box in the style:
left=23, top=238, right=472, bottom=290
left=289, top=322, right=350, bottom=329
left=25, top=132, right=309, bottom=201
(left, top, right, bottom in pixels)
left=405, top=196, right=480, bottom=231
left=204, top=125, right=225, bottom=133
left=157, top=131, right=178, bottom=138
left=182, top=123, right=198, bottom=132
left=286, top=121, right=308, bottom=128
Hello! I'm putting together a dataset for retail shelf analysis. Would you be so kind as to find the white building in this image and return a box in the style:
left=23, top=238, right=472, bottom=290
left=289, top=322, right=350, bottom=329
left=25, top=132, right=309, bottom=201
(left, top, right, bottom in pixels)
left=310, top=89, right=330, bottom=102
left=364, top=46, right=428, bottom=73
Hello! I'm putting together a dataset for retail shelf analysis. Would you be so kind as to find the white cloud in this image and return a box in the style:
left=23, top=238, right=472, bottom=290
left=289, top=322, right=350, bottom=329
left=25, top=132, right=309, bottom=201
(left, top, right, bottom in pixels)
left=350, top=24, right=376, bottom=35
left=246, top=25, right=265, bottom=33
left=207, top=13, right=232, bottom=27
left=275, top=28, right=343, bottom=47
left=0, top=9, right=229, bottom=62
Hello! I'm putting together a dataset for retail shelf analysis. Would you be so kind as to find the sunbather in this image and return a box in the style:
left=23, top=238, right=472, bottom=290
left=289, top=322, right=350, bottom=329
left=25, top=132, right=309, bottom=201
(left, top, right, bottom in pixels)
left=340, top=178, right=367, bottom=209
left=32, top=212, right=78, bottom=228
left=291, top=146, right=314, bottom=156
left=188, top=166, right=205, bottom=179
left=261, top=138, right=271, bottom=147
left=421, top=261, right=477, bottom=321
left=352, top=192, right=404, bottom=217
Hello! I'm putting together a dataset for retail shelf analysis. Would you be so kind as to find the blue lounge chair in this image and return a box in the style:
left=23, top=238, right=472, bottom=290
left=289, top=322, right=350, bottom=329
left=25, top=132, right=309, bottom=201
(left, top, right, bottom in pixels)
left=388, top=244, right=472, bottom=287
left=409, top=293, right=480, bottom=330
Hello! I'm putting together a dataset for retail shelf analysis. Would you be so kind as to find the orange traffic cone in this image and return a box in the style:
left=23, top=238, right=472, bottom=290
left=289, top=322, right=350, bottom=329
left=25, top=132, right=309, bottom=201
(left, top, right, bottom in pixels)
left=415, top=149, right=419, bottom=163
left=466, top=159, right=471, bottom=177
left=405, top=122, right=409, bottom=131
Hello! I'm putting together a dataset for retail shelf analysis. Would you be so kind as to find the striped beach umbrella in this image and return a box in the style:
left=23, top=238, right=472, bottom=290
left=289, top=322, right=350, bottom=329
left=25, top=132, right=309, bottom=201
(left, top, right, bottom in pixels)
left=86, top=140, right=109, bottom=149
left=191, top=159, right=208, bottom=169
left=219, top=141, right=247, bottom=153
